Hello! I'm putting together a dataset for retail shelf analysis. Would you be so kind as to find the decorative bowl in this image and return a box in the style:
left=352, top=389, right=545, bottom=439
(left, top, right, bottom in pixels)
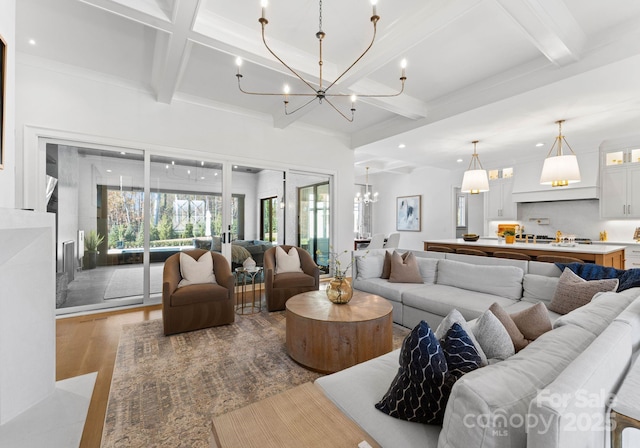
left=462, top=234, right=480, bottom=242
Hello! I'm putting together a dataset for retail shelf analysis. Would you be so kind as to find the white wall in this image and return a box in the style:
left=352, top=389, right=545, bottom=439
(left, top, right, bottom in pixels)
left=15, top=56, right=355, bottom=256
left=368, top=166, right=456, bottom=250
left=0, top=0, right=16, bottom=208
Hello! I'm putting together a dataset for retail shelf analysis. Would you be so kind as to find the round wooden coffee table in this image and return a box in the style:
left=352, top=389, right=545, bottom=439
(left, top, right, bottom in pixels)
left=285, top=289, right=393, bottom=373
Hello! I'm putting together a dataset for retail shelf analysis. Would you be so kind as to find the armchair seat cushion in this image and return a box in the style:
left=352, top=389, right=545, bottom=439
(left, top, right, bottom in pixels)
left=273, top=272, right=316, bottom=289
left=170, top=283, right=231, bottom=307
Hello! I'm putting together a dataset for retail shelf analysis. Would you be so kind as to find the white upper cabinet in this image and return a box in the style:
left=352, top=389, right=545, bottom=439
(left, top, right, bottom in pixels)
left=485, top=168, right=516, bottom=220
left=600, top=148, right=640, bottom=218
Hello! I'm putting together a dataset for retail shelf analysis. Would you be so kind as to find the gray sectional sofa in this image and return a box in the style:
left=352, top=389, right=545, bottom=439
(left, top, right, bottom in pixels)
left=351, top=248, right=565, bottom=329
left=314, top=248, right=640, bottom=448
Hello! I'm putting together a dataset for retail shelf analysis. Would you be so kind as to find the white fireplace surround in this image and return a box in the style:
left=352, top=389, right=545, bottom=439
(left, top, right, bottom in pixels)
left=0, top=208, right=55, bottom=424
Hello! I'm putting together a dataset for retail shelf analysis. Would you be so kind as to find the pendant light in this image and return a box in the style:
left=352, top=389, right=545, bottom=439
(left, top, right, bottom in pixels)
left=461, top=140, right=489, bottom=194
left=540, top=120, right=581, bottom=187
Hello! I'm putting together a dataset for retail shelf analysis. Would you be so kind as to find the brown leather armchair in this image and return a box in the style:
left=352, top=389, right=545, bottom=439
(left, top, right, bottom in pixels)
left=263, top=245, right=320, bottom=311
left=162, top=249, right=235, bottom=335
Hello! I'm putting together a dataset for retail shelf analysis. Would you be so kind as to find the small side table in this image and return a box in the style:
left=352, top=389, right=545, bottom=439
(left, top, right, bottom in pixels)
left=611, top=356, right=640, bottom=448
left=234, top=267, right=263, bottom=315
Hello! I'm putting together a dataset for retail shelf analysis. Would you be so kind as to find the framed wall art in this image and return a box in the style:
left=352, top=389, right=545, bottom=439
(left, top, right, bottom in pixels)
left=0, top=33, right=6, bottom=170
left=396, top=195, right=421, bottom=231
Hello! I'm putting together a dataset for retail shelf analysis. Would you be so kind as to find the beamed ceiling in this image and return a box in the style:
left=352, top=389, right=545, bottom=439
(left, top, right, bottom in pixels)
left=15, top=0, right=640, bottom=176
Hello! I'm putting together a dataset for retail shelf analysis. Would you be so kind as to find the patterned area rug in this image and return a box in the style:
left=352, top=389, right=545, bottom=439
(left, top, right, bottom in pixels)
left=101, top=310, right=409, bottom=447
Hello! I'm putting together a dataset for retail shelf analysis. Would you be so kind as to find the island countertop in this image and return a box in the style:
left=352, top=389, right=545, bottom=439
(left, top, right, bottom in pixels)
left=423, top=239, right=627, bottom=268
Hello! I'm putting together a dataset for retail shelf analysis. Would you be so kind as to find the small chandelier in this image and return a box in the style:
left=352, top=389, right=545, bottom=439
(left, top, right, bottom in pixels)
left=235, top=0, right=407, bottom=122
left=355, top=167, right=378, bottom=205
left=540, top=120, right=581, bottom=187
left=461, top=141, right=489, bottom=194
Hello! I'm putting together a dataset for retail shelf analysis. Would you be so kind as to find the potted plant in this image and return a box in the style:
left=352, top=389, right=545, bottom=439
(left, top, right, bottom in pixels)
left=84, top=230, right=104, bottom=270
left=503, top=228, right=516, bottom=244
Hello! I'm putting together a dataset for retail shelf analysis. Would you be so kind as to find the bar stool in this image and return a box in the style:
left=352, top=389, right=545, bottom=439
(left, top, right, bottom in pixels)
left=456, top=248, right=488, bottom=257
left=493, top=251, right=532, bottom=261
left=536, top=255, right=584, bottom=264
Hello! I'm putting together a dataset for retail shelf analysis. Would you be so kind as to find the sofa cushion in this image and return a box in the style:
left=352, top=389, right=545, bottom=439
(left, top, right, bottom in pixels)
left=170, top=283, right=229, bottom=306
left=553, top=290, right=638, bottom=336
left=527, top=321, right=633, bottom=448
left=178, top=252, right=216, bottom=288
left=522, top=274, right=559, bottom=305
left=436, top=259, right=524, bottom=300
left=381, top=250, right=400, bottom=279
left=353, top=277, right=425, bottom=303
left=416, top=257, right=438, bottom=284
left=315, top=350, right=441, bottom=448
left=356, top=253, right=385, bottom=280
left=470, top=310, right=514, bottom=361
left=548, top=268, right=618, bottom=315
left=435, top=309, right=487, bottom=366
left=389, top=251, right=424, bottom=284
left=438, top=324, right=596, bottom=448
left=375, top=321, right=481, bottom=424
left=614, top=296, right=640, bottom=350
left=272, top=271, right=316, bottom=288
left=402, top=284, right=518, bottom=322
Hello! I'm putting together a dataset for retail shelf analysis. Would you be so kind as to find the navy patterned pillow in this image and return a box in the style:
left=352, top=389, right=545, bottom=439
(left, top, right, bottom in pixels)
left=375, top=321, right=481, bottom=424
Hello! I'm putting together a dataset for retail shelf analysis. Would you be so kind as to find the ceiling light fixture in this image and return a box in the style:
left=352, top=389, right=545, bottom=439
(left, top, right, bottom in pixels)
left=235, top=0, right=407, bottom=122
left=540, top=120, right=581, bottom=187
left=354, top=166, right=378, bottom=205
left=461, top=140, right=489, bottom=194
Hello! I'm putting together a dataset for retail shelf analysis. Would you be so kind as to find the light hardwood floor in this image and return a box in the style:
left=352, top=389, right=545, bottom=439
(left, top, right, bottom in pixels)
left=56, top=304, right=163, bottom=448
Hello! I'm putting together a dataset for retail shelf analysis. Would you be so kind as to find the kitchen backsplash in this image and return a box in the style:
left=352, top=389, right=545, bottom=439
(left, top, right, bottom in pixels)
left=488, top=199, right=639, bottom=242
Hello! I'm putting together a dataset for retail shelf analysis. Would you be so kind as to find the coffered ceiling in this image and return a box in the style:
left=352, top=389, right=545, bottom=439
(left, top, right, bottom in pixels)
left=15, top=0, right=640, bottom=176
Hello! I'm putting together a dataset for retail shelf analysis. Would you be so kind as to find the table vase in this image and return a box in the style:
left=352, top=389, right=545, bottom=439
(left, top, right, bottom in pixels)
left=326, top=277, right=353, bottom=304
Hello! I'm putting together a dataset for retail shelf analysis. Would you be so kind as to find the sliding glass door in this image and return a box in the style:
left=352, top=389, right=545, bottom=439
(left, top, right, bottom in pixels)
left=298, top=181, right=330, bottom=273
left=48, top=145, right=146, bottom=312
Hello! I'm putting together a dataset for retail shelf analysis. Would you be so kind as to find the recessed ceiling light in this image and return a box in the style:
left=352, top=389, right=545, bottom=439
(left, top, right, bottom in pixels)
left=214, top=172, right=218, bottom=176
left=456, top=158, right=463, bottom=163
left=28, top=39, right=36, bottom=45
left=120, top=151, right=126, bottom=155
left=201, top=161, right=204, bottom=166
left=200, top=176, right=205, bottom=180
left=398, top=143, right=406, bottom=149
left=535, top=142, right=545, bottom=147
left=234, top=165, right=238, bottom=169
left=106, top=169, right=112, bottom=173
left=165, top=164, right=169, bottom=169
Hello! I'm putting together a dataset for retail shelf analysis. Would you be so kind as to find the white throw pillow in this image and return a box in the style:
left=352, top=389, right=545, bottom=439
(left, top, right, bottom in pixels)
left=435, top=309, right=488, bottom=366
left=178, top=252, right=216, bottom=288
left=416, top=258, right=438, bottom=284
left=471, top=310, right=515, bottom=361
left=356, top=254, right=384, bottom=280
left=275, top=246, right=303, bottom=274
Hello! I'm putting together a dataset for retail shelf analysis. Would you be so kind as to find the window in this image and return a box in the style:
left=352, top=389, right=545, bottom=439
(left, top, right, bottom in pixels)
left=260, top=196, right=278, bottom=242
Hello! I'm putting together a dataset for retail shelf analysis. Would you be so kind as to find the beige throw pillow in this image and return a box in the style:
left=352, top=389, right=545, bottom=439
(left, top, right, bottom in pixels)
left=275, top=246, right=303, bottom=274
left=178, top=252, right=216, bottom=288
left=388, top=251, right=423, bottom=284
left=381, top=250, right=408, bottom=279
left=489, top=302, right=552, bottom=352
left=548, top=268, right=619, bottom=315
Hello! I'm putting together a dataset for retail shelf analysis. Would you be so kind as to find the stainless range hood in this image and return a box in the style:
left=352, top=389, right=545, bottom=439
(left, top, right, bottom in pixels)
left=511, top=152, right=599, bottom=203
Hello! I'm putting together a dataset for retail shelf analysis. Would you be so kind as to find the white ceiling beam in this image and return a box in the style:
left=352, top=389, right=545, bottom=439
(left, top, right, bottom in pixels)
left=78, top=0, right=173, bottom=31
left=493, top=0, right=586, bottom=66
left=152, top=0, right=202, bottom=104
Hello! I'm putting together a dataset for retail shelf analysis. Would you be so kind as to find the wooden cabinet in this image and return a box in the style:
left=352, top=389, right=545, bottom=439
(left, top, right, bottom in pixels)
left=486, top=178, right=516, bottom=220
left=626, top=245, right=640, bottom=269
left=600, top=163, right=640, bottom=219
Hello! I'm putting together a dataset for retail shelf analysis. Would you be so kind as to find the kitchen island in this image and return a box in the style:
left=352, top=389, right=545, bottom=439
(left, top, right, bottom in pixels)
left=424, top=239, right=626, bottom=268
